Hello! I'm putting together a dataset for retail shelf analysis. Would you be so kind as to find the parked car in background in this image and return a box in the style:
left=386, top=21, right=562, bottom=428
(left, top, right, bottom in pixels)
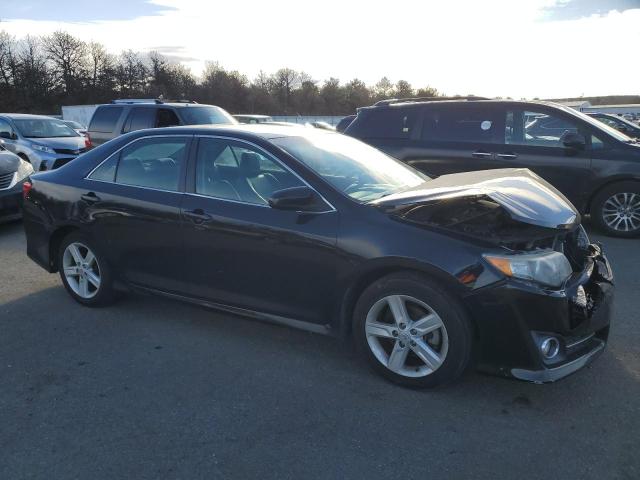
left=587, top=112, right=640, bottom=139
left=345, top=97, right=640, bottom=237
left=22, top=124, right=613, bottom=388
left=0, top=114, right=91, bottom=171
left=61, top=119, right=88, bottom=137
left=0, top=140, right=33, bottom=222
left=87, top=99, right=236, bottom=146
left=307, top=121, right=336, bottom=131
left=233, top=114, right=274, bottom=124
left=336, top=114, right=356, bottom=133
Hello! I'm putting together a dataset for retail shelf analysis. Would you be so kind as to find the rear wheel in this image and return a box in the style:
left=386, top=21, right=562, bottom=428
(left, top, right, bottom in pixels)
left=353, top=273, right=472, bottom=388
left=592, top=181, right=640, bottom=237
left=58, top=232, right=117, bottom=307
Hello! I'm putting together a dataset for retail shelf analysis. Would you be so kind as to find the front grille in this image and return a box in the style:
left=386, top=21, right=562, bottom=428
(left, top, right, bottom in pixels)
left=0, top=171, right=15, bottom=190
left=52, top=157, right=74, bottom=169
left=53, top=147, right=86, bottom=155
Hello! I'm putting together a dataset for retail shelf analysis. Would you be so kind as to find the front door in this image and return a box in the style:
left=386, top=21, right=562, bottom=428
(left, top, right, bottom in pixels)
left=495, top=107, right=593, bottom=208
left=180, top=136, right=339, bottom=325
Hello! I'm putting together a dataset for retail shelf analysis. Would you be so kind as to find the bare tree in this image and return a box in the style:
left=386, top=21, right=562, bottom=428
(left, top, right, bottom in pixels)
left=43, top=31, right=87, bottom=94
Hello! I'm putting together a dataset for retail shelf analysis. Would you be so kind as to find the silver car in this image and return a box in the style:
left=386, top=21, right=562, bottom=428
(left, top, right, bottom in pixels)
left=0, top=140, right=33, bottom=222
left=0, top=114, right=89, bottom=171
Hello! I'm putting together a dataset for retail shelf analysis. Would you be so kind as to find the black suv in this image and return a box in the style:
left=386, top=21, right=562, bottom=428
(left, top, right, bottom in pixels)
left=345, top=98, right=640, bottom=237
left=87, top=100, right=236, bottom=147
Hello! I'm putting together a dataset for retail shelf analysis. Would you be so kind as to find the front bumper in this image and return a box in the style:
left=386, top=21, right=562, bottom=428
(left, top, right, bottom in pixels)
left=0, top=181, right=23, bottom=222
left=465, top=244, right=613, bottom=383
left=30, top=151, right=79, bottom=171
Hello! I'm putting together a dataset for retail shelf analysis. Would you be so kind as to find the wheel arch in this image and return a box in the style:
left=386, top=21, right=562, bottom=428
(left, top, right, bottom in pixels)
left=48, top=224, right=80, bottom=272
left=336, top=259, right=471, bottom=340
left=586, top=176, right=640, bottom=213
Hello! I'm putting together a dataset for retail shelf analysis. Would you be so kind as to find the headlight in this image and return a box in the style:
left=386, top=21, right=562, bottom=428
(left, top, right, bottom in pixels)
left=483, top=250, right=573, bottom=288
left=31, top=143, right=55, bottom=154
left=16, top=158, right=34, bottom=181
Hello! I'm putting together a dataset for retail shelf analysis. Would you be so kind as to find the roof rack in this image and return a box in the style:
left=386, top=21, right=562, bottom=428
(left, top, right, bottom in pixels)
left=374, top=96, right=490, bottom=106
left=110, top=98, right=198, bottom=105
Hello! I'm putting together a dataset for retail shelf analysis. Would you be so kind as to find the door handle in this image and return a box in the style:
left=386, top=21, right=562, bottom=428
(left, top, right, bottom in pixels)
left=81, top=192, right=100, bottom=204
left=472, top=151, right=493, bottom=158
left=184, top=208, right=212, bottom=223
left=496, top=153, right=518, bottom=159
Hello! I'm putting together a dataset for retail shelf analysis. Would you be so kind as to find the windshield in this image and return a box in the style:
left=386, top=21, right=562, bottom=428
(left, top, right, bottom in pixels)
left=272, top=132, right=428, bottom=202
left=179, top=106, right=237, bottom=126
left=14, top=118, right=79, bottom=138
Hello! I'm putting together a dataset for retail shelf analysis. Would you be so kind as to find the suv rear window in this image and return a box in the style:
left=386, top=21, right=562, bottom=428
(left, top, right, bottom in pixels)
left=353, top=107, right=418, bottom=139
left=89, top=107, right=123, bottom=133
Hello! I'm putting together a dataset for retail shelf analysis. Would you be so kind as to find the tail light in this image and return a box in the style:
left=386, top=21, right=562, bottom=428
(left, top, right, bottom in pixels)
left=84, top=133, right=92, bottom=149
left=22, top=181, right=32, bottom=199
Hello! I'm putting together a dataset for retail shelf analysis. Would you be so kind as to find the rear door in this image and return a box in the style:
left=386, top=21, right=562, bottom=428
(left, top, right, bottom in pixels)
left=87, top=106, right=125, bottom=146
left=83, top=134, right=192, bottom=291
left=381, top=103, right=506, bottom=177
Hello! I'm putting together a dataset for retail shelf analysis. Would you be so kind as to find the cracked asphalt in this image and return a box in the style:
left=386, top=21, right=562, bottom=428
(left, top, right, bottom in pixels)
left=0, top=220, right=638, bottom=479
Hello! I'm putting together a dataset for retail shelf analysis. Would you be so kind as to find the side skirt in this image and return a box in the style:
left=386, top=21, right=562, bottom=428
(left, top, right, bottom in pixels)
left=130, top=284, right=333, bottom=336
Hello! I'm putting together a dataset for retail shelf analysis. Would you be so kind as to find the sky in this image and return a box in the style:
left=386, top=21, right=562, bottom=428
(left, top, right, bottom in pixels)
left=1, top=0, right=639, bottom=99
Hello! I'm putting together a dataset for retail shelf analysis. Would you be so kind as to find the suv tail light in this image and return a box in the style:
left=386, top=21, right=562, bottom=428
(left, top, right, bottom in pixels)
left=22, top=181, right=32, bottom=199
left=84, top=133, right=92, bottom=149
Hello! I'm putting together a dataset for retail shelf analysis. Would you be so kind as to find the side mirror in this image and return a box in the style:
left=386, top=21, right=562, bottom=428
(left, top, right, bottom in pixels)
left=0, top=131, right=14, bottom=140
left=562, top=132, right=586, bottom=150
left=268, top=186, right=327, bottom=212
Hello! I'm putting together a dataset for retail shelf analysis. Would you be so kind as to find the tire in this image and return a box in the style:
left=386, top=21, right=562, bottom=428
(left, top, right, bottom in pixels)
left=57, top=231, right=117, bottom=307
left=353, top=272, right=472, bottom=388
left=591, top=181, right=640, bottom=238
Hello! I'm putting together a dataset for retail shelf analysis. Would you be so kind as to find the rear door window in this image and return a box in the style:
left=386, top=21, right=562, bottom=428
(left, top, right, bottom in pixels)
left=122, top=108, right=156, bottom=134
left=89, top=107, right=123, bottom=133
left=114, top=137, right=189, bottom=191
left=421, top=105, right=503, bottom=144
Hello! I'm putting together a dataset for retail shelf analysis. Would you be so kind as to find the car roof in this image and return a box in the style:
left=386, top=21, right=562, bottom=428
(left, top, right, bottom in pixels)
left=96, top=103, right=216, bottom=109
left=365, top=98, right=571, bottom=110
left=0, top=113, right=60, bottom=120
left=139, top=123, right=328, bottom=140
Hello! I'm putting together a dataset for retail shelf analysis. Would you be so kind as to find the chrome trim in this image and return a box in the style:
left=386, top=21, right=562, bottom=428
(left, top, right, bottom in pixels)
left=194, top=134, right=338, bottom=213
left=83, top=178, right=184, bottom=195
left=0, top=172, right=17, bottom=191
left=84, top=134, right=192, bottom=179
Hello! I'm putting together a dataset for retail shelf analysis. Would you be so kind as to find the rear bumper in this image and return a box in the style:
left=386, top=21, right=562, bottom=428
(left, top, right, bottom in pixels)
left=0, top=182, right=23, bottom=222
left=465, top=244, right=614, bottom=382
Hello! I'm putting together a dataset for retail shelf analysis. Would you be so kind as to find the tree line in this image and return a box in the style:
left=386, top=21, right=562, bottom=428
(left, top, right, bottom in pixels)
left=0, top=30, right=441, bottom=117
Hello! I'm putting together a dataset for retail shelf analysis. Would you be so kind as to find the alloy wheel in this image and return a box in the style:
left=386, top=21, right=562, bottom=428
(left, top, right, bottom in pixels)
left=62, top=242, right=101, bottom=299
left=602, top=192, right=640, bottom=232
left=365, top=294, right=449, bottom=378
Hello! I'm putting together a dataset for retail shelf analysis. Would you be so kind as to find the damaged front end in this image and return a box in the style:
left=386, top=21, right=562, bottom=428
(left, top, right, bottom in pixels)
left=371, top=169, right=614, bottom=382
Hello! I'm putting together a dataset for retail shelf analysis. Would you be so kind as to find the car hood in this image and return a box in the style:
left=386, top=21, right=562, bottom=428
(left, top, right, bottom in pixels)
left=28, top=136, right=85, bottom=150
left=371, top=168, right=579, bottom=230
left=0, top=150, right=20, bottom=174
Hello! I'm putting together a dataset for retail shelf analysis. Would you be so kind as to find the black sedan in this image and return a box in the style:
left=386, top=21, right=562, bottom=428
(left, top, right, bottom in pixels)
left=22, top=125, right=614, bottom=387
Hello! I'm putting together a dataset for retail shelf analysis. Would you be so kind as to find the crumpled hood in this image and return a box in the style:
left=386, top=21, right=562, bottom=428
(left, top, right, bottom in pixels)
left=372, top=168, right=579, bottom=229
left=0, top=150, right=20, bottom=175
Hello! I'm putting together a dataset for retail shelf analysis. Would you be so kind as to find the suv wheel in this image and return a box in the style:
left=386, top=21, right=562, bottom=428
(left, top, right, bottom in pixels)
left=592, top=181, right=640, bottom=238
left=58, top=232, right=117, bottom=307
left=353, top=273, right=472, bottom=388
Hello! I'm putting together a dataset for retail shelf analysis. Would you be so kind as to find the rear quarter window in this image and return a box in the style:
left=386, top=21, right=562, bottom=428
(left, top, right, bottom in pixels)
left=350, top=107, right=418, bottom=139
left=89, top=107, right=124, bottom=133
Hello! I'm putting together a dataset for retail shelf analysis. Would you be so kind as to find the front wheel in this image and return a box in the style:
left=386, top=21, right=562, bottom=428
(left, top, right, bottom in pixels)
left=353, top=273, right=472, bottom=388
left=58, top=232, right=117, bottom=307
left=592, top=182, right=640, bottom=238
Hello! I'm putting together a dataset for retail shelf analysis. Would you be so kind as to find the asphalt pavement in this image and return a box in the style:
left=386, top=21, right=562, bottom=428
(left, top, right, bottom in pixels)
left=0, top=220, right=638, bottom=479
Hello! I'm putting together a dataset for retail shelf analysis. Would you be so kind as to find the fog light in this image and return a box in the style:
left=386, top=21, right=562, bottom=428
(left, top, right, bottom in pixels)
left=574, top=285, right=587, bottom=308
left=540, top=337, right=560, bottom=359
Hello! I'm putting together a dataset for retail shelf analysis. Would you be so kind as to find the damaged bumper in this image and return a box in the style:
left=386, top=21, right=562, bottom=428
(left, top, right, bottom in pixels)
left=465, top=243, right=613, bottom=383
